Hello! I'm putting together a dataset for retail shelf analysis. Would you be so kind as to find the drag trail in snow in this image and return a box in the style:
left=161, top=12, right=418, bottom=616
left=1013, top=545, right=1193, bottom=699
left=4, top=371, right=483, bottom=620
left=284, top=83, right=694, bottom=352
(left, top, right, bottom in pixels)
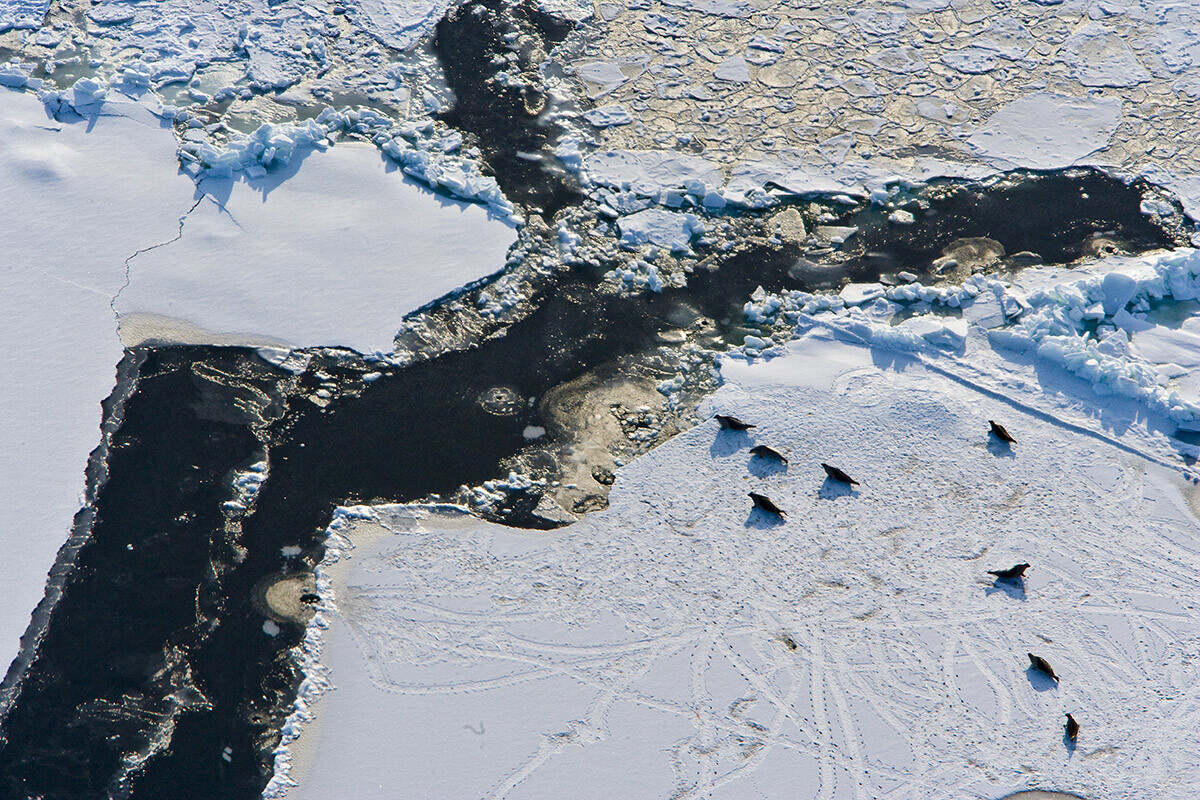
left=286, top=329, right=1200, bottom=800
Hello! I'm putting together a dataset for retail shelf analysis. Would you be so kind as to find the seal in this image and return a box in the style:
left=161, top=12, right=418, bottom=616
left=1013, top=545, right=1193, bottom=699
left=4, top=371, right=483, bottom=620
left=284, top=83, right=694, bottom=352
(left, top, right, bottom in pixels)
left=989, top=420, right=1016, bottom=443
left=821, top=463, right=859, bottom=485
left=750, top=444, right=788, bottom=464
left=749, top=492, right=786, bottom=518
left=988, top=563, right=1030, bottom=580
left=715, top=414, right=755, bottom=431
left=1028, top=653, right=1059, bottom=682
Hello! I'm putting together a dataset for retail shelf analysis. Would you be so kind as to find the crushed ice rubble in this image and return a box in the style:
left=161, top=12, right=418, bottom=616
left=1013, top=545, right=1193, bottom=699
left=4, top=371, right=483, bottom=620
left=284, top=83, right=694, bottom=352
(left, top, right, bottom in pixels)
left=740, top=248, right=1200, bottom=435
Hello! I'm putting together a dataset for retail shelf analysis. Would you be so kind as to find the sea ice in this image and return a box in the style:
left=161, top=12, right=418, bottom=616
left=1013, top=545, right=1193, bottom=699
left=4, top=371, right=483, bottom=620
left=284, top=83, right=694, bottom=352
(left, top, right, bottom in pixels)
left=582, top=149, right=723, bottom=197
left=0, top=0, right=49, bottom=31
left=0, top=83, right=516, bottom=706
left=616, top=208, right=703, bottom=252
left=281, top=330, right=1200, bottom=800
left=117, top=141, right=517, bottom=353
left=1063, top=23, right=1151, bottom=88
left=967, top=93, right=1124, bottom=171
left=713, top=55, right=750, bottom=83
left=582, top=104, right=634, bottom=127
left=0, top=86, right=195, bottom=695
left=351, top=0, right=461, bottom=51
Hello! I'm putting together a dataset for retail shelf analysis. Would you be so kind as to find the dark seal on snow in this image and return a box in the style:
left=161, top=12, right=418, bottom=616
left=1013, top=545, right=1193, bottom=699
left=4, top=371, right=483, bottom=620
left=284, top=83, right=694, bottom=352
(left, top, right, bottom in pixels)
left=750, top=444, right=788, bottom=464
left=749, top=492, right=786, bottom=518
left=989, top=420, right=1016, bottom=444
left=715, top=414, right=755, bottom=431
left=988, top=563, right=1030, bottom=580
left=1028, top=653, right=1059, bottom=682
left=821, top=463, right=859, bottom=485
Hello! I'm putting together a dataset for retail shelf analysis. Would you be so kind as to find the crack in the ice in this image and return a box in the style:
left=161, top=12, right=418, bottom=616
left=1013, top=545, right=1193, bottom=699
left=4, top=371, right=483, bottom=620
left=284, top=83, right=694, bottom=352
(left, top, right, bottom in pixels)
left=195, top=178, right=248, bottom=232
left=109, top=196, right=204, bottom=330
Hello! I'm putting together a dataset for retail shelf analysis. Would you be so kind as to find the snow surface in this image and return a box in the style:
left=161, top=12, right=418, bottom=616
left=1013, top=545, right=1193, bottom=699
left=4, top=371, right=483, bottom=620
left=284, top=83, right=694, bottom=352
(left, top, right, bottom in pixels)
left=281, top=321, right=1200, bottom=799
left=119, top=141, right=517, bottom=353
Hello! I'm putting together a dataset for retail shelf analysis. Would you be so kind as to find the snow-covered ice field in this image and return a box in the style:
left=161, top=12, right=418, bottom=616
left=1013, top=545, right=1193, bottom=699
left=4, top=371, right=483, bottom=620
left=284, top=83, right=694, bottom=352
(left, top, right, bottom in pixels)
left=283, top=313, right=1200, bottom=799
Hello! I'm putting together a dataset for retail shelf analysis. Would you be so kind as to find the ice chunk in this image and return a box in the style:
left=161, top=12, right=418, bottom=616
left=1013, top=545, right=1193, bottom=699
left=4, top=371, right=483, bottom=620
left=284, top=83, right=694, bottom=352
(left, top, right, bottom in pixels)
left=1113, top=308, right=1155, bottom=333
left=617, top=208, right=703, bottom=252
left=714, top=55, right=750, bottom=82
left=967, top=93, right=1123, bottom=170
left=840, top=283, right=885, bottom=306
left=0, top=61, right=34, bottom=88
left=575, top=61, right=628, bottom=96
left=897, top=314, right=967, bottom=347
left=333, top=0, right=457, bottom=51
left=87, top=4, right=135, bottom=24
left=963, top=295, right=1005, bottom=328
left=942, top=48, right=999, bottom=75
left=583, top=149, right=723, bottom=197
left=815, top=225, right=859, bottom=245
left=1102, top=271, right=1138, bottom=315
left=643, top=12, right=684, bottom=36
left=0, top=0, right=48, bottom=30
left=1063, top=23, right=1150, bottom=88
left=582, top=105, right=634, bottom=127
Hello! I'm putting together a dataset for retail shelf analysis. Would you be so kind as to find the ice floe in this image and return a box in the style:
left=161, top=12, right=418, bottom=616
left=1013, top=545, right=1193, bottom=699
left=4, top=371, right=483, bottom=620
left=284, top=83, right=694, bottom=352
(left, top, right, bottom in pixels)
left=118, top=140, right=516, bottom=354
left=967, top=93, right=1125, bottom=172
left=281, top=327, right=1200, bottom=799
left=616, top=208, right=703, bottom=252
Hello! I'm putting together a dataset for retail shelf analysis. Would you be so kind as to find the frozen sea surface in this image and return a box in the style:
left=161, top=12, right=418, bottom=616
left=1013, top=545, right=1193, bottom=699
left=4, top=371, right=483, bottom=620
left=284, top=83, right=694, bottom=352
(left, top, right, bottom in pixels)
left=284, top=324, right=1200, bottom=799
left=118, top=141, right=517, bottom=354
